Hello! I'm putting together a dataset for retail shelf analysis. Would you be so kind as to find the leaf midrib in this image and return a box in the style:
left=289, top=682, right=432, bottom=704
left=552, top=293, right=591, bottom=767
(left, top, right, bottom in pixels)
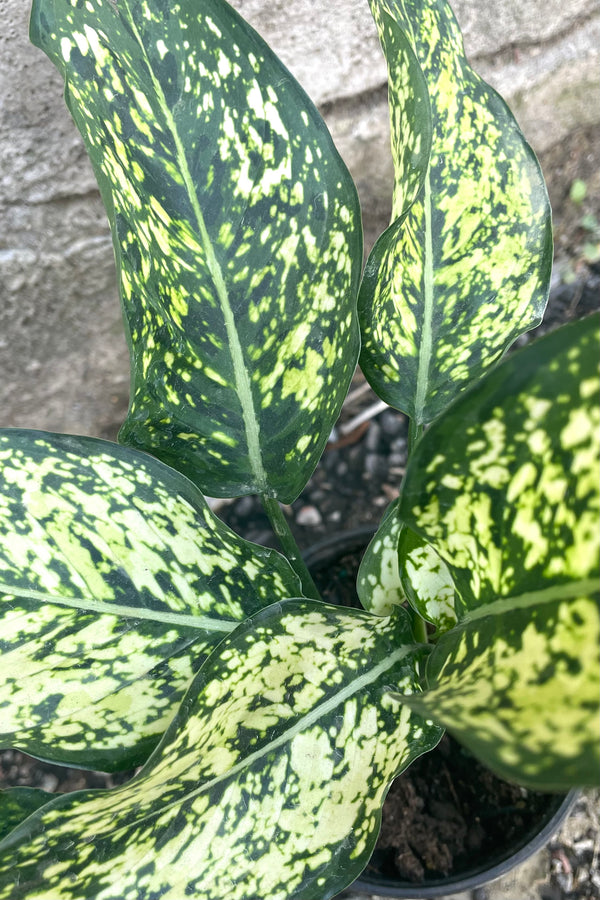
left=458, top=578, right=598, bottom=626
left=122, top=2, right=268, bottom=493
left=89, top=641, right=415, bottom=838
left=0, top=582, right=236, bottom=633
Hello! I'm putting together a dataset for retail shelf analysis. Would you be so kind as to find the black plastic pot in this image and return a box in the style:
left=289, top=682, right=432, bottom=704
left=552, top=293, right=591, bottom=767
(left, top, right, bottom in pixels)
left=304, top=529, right=576, bottom=898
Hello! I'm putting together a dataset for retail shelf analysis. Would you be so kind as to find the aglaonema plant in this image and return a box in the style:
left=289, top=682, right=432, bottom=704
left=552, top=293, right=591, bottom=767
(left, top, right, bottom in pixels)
left=0, top=0, right=598, bottom=896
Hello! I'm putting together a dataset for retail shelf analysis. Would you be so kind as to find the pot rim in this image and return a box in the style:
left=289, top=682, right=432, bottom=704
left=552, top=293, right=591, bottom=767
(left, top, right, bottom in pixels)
left=302, top=525, right=377, bottom=570
left=351, top=791, right=576, bottom=897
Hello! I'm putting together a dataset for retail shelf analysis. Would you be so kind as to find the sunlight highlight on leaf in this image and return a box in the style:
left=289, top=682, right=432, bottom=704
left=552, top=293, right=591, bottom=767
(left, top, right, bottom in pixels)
left=399, top=314, right=600, bottom=787
left=0, top=601, right=440, bottom=900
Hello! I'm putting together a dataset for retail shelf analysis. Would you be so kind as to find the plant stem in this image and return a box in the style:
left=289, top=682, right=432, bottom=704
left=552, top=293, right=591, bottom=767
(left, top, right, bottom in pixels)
left=261, top=495, right=322, bottom=601
left=408, top=417, right=424, bottom=456
left=412, top=612, right=429, bottom=644
left=405, top=416, right=429, bottom=644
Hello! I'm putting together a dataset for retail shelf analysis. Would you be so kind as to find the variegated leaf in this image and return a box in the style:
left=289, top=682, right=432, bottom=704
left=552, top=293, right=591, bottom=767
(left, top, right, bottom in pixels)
left=398, top=526, right=456, bottom=635
left=357, top=506, right=456, bottom=635
left=0, top=788, right=55, bottom=842
left=359, top=0, right=552, bottom=423
left=357, top=500, right=406, bottom=616
left=0, top=429, right=300, bottom=770
left=405, top=596, right=599, bottom=789
left=367, top=2, right=431, bottom=219
left=0, top=600, right=441, bottom=900
left=31, top=0, right=362, bottom=502
left=398, top=314, right=600, bottom=788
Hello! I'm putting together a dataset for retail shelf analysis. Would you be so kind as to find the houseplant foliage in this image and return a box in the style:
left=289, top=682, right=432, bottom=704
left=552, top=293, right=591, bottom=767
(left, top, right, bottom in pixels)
left=0, top=431, right=302, bottom=771
left=0, top=0, right=598, bottom=897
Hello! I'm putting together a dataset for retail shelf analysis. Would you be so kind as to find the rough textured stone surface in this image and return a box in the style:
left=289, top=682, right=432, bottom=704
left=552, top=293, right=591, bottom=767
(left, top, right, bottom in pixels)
left=233, top=0, right=600, bottom=108
left=0, top=0, right=127, bottom=436
left=1, top=0, right=599, bottom=436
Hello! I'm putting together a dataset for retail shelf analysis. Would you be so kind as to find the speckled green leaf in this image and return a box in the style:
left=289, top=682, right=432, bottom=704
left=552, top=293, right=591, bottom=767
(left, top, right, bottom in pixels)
left=405, top=597, right=600, bottom=789
left=0, top=429, right=300, bottom=771
left=30, top=0, right=361, bottom=503
left=0, top=600, right=441, bottom=900
left=359, top=0, right=552, bottom=423
left=398, top=526, right=456, bottom=635
left=398, top=315, right=600, bottom=788
left=357, top=500, right=405, bottom=616
left=0, top=789, right=54, bottom=842
left=358, top=505, right=456, bottom=634
left=367, top=2, right=432, bottom=219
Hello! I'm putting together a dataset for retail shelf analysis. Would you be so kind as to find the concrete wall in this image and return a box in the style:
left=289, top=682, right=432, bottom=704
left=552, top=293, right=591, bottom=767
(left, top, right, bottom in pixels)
left=1, top=0, right=599, bottom=437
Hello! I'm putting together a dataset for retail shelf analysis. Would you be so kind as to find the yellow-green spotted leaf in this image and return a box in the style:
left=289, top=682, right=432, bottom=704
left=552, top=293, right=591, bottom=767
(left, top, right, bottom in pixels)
left=0, top=600, right=441, bottom=900
left=400, top=314, right=600, bottom=610
left=357, top=505, right=456, bottom=634
left=406, top=595, right=599, bottom=789
left=367, top=2, right=432, bottom=219
left=398, top=314, right=600, bottom=787
left=30, top=0, right=362, bottom=502
left=357, top=500, right=406, bottom=616
left=359, top=0, right=552, bottom=424
left=0, top=429, right=300, bottom=771
left=398, top=526, right=457, bottom=635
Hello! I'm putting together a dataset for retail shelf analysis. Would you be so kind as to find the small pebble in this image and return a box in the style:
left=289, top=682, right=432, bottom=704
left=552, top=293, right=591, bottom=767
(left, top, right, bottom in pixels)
left=295, top=505, right=322, bottom=527
left=364, top=452, right=387, bottom=479
left=390, top=436, right=407, bottom=453
left=382, top=483, right=400, bottom=501
left=388, top=452, right=406, bottom=468
left=40, top=773, right=59, bottom=792
left=573, top=838, right=595, bottom=853
left=472, top=888, right=489, bottom=900
left=555, top=871, right=574, bottom=892
left=388, top=466, right=406, bottom=479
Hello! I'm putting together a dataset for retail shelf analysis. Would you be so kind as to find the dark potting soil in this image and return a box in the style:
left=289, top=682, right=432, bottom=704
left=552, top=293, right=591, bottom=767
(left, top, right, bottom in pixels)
left=366, top=734, right=559, bottom=884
